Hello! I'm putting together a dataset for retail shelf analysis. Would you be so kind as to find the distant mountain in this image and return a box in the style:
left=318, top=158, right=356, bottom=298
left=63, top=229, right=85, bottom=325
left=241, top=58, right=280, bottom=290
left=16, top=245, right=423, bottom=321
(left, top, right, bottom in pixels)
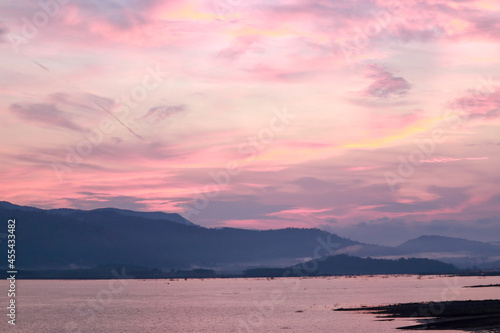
left=0, top=201, right=196, bottom=227
left=47, top=207, right=197, bottom=227
left=478, top=260, right=500, bottom=270
left=321, top=235, right=500, bottom=268
left=348, top=235, right=500, bottom=269
left=244, top=254, right=457, bottom=276
left=0, top=201, right=41, bottom=212
left=1, top=202, right=498, bottom=273
left=396, top=235, right=500, bottom=255
left=0, top=202, right=357, bottom=271
left=298, top=235, right=500, bottom=270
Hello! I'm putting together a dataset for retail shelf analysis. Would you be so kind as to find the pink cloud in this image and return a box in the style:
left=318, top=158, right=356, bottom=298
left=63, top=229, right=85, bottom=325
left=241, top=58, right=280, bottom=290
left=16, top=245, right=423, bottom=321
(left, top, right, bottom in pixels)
left=346, top=165, right=380, bottom=172
left=216, top=218, right=313, bottom=229
left=9, top=103, right=82, bottom=131
left=362, top=64, right=411, bottom=98
left=421, top=157, right=489, bottom=163
left=450, top=88, right=500, bottom=120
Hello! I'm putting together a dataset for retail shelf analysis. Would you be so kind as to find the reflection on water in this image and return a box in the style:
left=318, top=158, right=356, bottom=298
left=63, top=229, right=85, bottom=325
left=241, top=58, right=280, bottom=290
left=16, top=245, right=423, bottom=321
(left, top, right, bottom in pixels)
left=1, top=275, right=498, bottom=332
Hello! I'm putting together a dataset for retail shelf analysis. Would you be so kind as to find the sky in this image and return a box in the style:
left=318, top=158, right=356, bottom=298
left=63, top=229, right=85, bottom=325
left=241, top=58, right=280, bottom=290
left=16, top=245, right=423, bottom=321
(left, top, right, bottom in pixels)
left=1, top=0, right=499, bottom=245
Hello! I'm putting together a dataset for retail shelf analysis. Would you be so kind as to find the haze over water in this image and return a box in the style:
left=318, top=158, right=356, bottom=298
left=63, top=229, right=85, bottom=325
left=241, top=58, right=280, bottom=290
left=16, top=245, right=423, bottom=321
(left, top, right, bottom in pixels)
left=2, top=275, right=498, bottom=332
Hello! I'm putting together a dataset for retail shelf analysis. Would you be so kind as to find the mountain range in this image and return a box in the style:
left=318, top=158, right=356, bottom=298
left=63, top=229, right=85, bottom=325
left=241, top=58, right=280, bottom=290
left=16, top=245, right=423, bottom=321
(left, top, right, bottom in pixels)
left=1, top=202, right=499, bottom=273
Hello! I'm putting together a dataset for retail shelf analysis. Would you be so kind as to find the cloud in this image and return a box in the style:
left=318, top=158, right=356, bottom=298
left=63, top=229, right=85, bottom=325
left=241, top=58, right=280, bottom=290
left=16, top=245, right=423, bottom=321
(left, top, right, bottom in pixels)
left=0, top=23, right=8, bottom=43
left=373, top=186, right=470, bottom=213
left=66, top=193, right=150, bottom=211
left=217, top=36, right=267, bottom=61
left=1, top=0, right=500, bottom=240
left=186, top=197, right=294, bottom=226
left=450, top=88, right=500, bottom=120
left=9, top=103, right=82, bottom=131
left=289, top=177, right=332, bottom=192
left=31, top=0, right=219, bottom=48
left=64, top=0, right=163, bottom=30
left=362, top=64, right=411, bottom=98
left=421, top=157, right=489, bottom=163
left=48, top=92, right=115, bottom=113
left=459, top=8, right=500, bottom=41
left=139, top=104, right=186, bottom=123
left=462, top=193, right=500, bottom=217
left=392, top=25, right=444, bottom=42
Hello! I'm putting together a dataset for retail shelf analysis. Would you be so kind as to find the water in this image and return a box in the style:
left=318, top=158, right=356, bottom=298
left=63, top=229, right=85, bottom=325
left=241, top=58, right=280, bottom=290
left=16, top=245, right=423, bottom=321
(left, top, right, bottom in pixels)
left=1, top=275, right=499, bottom=332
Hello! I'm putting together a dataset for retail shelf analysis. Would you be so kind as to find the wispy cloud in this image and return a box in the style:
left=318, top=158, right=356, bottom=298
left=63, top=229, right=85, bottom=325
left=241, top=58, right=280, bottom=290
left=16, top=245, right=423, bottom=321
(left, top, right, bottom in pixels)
left=9, top=103, right=82, bottom=131
left=139, top=104, right=186, bottom=123
left=421, top=157, right=489, bottom=163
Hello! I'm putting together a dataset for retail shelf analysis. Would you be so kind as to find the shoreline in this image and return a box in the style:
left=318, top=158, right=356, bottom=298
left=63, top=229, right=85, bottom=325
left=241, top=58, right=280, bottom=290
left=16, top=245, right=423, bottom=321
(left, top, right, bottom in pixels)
left=336, top=299, right=500, bottom=331
left=1, top=269, right=499, bottom=280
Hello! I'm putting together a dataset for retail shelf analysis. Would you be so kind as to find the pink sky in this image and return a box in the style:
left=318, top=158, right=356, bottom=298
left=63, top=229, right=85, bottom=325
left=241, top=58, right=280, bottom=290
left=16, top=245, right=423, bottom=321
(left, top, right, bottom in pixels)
left=1, top=0, right=499, bottom=242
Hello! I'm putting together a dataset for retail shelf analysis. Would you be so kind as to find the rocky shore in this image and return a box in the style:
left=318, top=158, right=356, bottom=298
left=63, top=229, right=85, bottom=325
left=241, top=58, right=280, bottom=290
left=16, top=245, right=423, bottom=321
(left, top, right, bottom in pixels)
left=336, top=299, right=500, bottom=331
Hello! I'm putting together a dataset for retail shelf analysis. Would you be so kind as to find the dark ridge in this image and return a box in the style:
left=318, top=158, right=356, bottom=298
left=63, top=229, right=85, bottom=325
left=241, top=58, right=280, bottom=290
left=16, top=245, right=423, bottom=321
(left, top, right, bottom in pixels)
left=336, top=300, right=500, bottom=331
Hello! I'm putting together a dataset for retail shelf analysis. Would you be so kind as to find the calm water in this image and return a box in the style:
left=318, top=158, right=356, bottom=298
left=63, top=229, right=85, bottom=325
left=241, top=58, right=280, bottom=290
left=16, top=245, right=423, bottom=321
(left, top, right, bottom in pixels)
left=1, top=275, right=499, bottom=332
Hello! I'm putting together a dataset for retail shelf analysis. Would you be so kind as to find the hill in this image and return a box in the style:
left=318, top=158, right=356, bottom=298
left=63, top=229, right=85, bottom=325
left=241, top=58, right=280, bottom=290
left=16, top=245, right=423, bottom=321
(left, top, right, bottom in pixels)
left=244, top=254, right=457, bottom=276
left=396, top=235, right=500, bottom=255
left=0, top=202, right=356, bottom=270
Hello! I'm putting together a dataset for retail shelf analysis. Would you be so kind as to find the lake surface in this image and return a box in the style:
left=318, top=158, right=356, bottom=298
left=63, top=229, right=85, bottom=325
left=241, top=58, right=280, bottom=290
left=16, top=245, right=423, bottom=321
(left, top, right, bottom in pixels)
left=1, top=275, right=499, bottom=332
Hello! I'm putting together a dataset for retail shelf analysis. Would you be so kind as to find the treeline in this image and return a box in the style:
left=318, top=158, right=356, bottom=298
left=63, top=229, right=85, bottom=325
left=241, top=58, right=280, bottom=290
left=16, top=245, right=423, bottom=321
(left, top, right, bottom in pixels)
left=1, top=255, right=461, bottom=279
left=244, top=254, right=458, bottom=277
